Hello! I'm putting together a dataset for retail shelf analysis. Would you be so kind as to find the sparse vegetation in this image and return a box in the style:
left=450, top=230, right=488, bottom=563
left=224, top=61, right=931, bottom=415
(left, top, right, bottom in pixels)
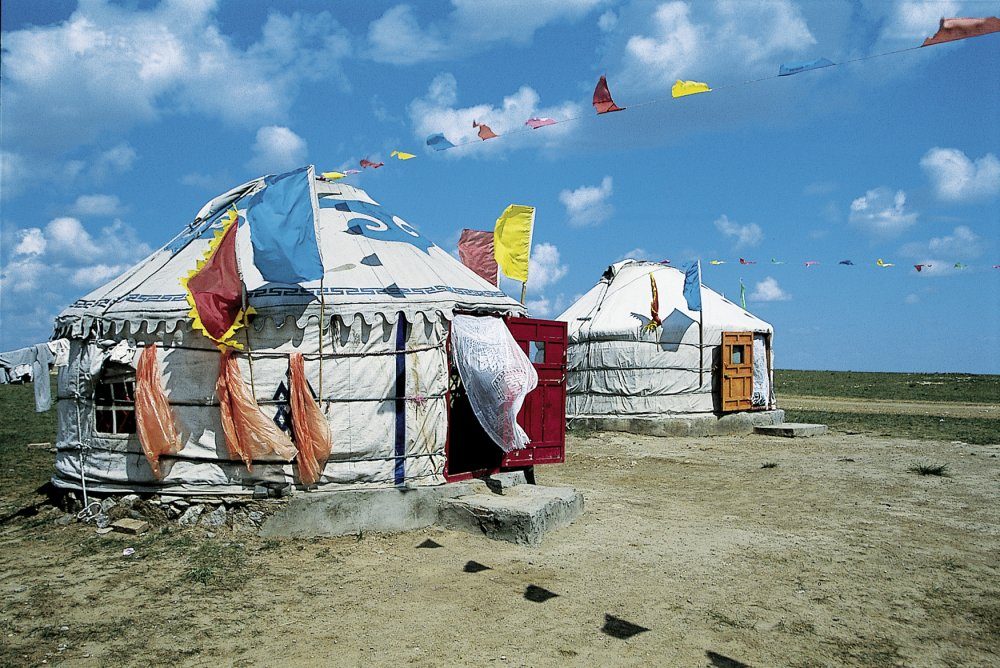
left=784, top=410, right=999, bottom=446
left=910, top=462, right=950, bottom=477
left=761, top=462, right=778, bottom=469
left=775, top=370, right=1000, bottom=404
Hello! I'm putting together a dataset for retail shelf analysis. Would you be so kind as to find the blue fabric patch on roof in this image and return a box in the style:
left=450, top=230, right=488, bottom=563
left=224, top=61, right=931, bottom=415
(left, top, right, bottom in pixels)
left=360, top=254, right=383, bottom=266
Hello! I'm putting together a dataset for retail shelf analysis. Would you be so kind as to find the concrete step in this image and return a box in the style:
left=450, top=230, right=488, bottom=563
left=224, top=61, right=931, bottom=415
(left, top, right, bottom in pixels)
left=754, top=422, right=828, bottom=438
left=439, top=486, right=584, bottom=546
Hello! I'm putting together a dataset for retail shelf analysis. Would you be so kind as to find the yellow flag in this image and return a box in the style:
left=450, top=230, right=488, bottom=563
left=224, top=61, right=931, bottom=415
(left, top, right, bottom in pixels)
left=672, top=80, right=712, bottom=98
left=494, top=204, right=535, bottom=283
left=876, top=258, right=894, bottom=267
left=321, top=171, right=346, bottom=180
left=390, top=150, right=416, bottom=160
left=709, top=259, right=726, bottom=265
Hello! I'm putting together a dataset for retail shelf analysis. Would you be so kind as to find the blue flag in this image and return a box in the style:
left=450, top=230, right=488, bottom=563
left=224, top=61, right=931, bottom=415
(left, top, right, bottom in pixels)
left=426, top=133, right=455, bottom=151
left=246, top=165, right=324, bottom=284
left=683, top=261, right=702, bottom=311
left=778, top=57, right=834, bottom=77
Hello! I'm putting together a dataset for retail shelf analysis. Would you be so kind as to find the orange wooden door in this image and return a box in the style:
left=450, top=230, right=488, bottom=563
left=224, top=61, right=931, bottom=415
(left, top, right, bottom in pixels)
left=721, top=332, right=753, bottom=412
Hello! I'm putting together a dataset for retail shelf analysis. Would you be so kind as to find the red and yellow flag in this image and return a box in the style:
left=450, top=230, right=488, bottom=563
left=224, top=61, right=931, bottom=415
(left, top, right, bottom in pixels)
left=180, top=208, right=253, bottom=348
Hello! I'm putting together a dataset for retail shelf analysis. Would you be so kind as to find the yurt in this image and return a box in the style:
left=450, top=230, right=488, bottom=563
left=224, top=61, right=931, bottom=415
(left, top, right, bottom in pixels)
left=51, top=168, right=550, bottom=497
left=556, top=259, right=781, bottom=435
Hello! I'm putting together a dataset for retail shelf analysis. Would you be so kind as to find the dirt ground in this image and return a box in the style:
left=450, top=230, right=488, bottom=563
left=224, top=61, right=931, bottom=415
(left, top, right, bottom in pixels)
left=1, top=428, right=999, bottom=667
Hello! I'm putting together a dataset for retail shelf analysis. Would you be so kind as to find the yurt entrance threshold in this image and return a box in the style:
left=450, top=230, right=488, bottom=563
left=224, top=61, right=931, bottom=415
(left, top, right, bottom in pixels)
left=445, top=317, right=567, bottom=481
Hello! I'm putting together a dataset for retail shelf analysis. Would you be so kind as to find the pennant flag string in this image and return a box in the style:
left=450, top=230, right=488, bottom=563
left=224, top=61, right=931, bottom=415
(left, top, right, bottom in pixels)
left=419, top=17, right=995, bottom=154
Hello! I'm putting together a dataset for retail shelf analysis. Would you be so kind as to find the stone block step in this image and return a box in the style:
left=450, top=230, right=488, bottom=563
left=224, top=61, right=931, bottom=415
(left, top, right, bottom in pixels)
left=754, top=422, right=828, bottom=438
left=439, top=486, right=584, bottom=546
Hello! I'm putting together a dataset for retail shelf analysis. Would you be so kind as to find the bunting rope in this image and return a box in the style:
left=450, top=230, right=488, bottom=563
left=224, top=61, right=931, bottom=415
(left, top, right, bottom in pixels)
left=316, top=18, right=996, bottom=165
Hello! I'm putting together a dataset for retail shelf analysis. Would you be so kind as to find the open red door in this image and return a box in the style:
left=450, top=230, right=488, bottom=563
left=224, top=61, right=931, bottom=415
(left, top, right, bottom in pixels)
left=503, top=317, right=567, bottom=468
left=444, top=316, right=567, bottom=481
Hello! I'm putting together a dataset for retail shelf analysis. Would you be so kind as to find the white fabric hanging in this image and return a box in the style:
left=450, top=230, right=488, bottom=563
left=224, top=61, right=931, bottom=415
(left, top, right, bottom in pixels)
left=751, top=334, right=770, bottom=407
left=450, top=315, right=537, bottom=452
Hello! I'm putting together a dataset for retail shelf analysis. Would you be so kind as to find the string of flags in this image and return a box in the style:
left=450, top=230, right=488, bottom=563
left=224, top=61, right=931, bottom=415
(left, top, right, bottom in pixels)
left=650, top=257, right=997, bottom=272
left=310, top=17, right=997, bottom=176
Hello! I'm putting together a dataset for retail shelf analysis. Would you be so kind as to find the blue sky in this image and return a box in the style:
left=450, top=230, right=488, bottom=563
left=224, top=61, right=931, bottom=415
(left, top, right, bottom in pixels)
left=1, top=0, right=998, bottom=372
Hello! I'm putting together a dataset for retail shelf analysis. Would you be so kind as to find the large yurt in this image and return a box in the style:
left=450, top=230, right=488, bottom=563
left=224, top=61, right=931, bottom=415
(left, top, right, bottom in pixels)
left=51, top=170, right=538, bottom=496
left=556, top=260, right=780, bottom=435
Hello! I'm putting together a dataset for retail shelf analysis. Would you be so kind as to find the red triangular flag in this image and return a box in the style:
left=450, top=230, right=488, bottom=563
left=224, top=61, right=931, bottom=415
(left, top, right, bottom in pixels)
left=473, top=121, right=498, bottom=140
left=593, top=75, right=625, bottom=114
left=922, top=17, right=1000, bottom=46
left=182, top=210, right=248, bottom=346
left=360, top=158, right=384, bottom=169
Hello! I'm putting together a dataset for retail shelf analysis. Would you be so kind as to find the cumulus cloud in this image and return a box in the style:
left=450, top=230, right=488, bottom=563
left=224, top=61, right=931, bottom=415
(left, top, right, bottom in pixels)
left=619, top=247, right=650, bottom=261
left=559, top=177, right=614, bottom=227
left=887, top=0, right=961, bottom=39
left=849, top=187, right=918, bottom=236
left=0, top=1, right=350, bottom=158
left=620, top=0, right=815, bottom=91
left=528, top=242, right=569, bottom=290
left=714, top=214, right=763, bottom=248
left=598, top=10, right=618, bottom=32
left=749, top=276, right=790, bottom=302
left=368, top=0, right=606, bottom=64
left=70, top=194, right=126, bottom=217
left=13, top=229, right=47, bottom=256
left=408, top=73, right=582, bottom=155
left=920, top=148, right=1000, bottom=202
left=901, top=226, right=984, bottom=264
left=248, top=126, right=308, bottom=173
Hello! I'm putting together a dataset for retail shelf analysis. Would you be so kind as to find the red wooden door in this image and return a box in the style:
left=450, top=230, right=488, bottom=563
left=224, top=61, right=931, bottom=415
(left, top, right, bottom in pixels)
left=503, top=317, right=567, bottom=467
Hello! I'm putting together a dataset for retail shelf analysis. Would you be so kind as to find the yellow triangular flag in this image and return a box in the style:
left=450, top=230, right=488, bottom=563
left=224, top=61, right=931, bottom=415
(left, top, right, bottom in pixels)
left=321, top=171, right=346, bottom=180
left=672, top=80, right=712, bottom=98
left=390, top=150, right=416, bottom=160
left=493, top=204, right=535, bottom=283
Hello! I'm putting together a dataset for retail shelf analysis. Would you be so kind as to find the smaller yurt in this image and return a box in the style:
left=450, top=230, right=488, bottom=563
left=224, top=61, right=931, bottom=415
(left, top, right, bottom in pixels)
left=556, top=260, right=781, bottom=435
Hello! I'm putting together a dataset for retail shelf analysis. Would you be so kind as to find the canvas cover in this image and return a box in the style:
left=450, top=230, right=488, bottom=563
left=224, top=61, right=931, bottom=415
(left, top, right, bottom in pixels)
left=556, top=260, right=774, bottom=418
left=55, top=180, right=523, bottom=340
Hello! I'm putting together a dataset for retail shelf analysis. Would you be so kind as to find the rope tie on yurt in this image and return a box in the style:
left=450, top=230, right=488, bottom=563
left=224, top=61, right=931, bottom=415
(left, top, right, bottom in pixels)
left=74, top=350, right=101, bottom=522
left=240, top=283, right=256, bottom=393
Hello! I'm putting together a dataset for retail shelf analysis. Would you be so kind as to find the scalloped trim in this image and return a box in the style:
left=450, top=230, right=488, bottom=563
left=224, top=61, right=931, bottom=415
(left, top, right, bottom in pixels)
left=178, top=208, right=253, bottom=350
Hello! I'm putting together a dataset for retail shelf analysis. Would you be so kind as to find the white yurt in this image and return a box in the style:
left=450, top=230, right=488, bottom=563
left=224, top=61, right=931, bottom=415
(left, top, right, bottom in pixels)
left=51, top=172, right=533, bottom=496
left=556, top=260, right=779, bottom=434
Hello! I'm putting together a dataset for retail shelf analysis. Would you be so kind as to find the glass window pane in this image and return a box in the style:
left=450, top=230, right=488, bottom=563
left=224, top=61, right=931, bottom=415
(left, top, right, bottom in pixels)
left=731, top=345, right=744, bottom=365
left=528, top=341, right=546, bottom=364
left=95, top=409, right=115, bottom=433
left=116, top=410, right=137, bottom=434
left=94, top=383, right=113, bottom=405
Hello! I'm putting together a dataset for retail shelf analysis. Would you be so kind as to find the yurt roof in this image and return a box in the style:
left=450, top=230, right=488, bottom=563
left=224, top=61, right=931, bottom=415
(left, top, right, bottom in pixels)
left=55, top=177, right=523, bottom=339
left=556, top=260, right=772, bottom=342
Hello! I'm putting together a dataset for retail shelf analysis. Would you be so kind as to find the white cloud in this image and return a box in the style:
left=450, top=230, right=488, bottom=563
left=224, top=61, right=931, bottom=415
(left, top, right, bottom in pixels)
left=749, top=276, right=790, bottom=302
left=528, top=242, right=569, bottom=290
left=45, top=217, right=102, bottom=262
left=621, top=0, right=815, bottom=91
left=714, top=214, right=763, bottom=248
left=619, top=247, right=650, bottom=261
left=368, top=0, right=606, bottom=64
left=248, top=126, right=308, bottom=173
left=559, top=177, right=614, bottom=227
left=526, top=292, right=572, bottom=319
left=849, top=187, right=918, bottom=236
left=70, top=194, right=125, bottom=217
left=93, top=143, right=138, bottom=180
left=13, top=229, right=47, bottom=256
left=888, top=0, right=961, bottom=39
left=408, top=73, right=582, bottom=155
left=904, top=292, right=920, bottom=304
left=0, top=1, right=350, bottom=157
left=598, top=10, right=618, bottom=32
left=901, top=226, right=984, bottom=261
left=70, top=263, right=130, bottom=288
left=920, top=148, right=1000, bottom=202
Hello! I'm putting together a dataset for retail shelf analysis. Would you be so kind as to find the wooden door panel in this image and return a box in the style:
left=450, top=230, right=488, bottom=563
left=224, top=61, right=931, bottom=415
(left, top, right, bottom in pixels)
left=721, top=331, right=753, bottom=412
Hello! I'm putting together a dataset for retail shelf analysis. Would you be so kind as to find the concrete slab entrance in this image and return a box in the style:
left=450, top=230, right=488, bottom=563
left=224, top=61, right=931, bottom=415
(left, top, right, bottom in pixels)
left=754, top=422, right=829, bottom=438
left=259, top=478, right=584, bottom=545
left=439, top=486, right=584, bottom=546
left=570, top=409, right=785, bottom=437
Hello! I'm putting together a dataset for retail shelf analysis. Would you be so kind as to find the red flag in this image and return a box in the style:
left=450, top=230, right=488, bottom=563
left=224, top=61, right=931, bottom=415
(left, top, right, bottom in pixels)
left=458, top=229, right=498, bottom=285
left=181, top=208, right=251, bottom=348
left=922, top=17, right=1000, bottom=46
left=474, top=121, right=498, bottom=140
left=739, top=258, right=756, bottom=265
left=914, top=264, right=932, bottom=272
left=360, top=158, right=384, bottom=169
left=593, top=75, right=625, bottom=114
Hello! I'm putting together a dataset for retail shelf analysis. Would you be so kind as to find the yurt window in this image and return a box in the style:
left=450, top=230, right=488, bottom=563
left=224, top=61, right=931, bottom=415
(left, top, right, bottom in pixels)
left=94, top=368, right=137, bottom=435
left=730, top=344, right=745, bottom=365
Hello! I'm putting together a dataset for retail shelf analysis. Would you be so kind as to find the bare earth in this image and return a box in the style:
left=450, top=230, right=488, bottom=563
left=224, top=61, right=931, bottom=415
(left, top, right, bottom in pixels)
left=2, top=429, right=999, bottom=667
left=780, top=394, right=999, bottom=419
